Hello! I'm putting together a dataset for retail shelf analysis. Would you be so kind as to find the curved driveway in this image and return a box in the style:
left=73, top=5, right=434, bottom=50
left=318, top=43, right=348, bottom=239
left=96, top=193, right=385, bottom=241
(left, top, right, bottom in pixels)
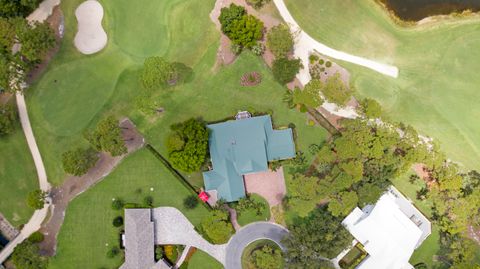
left=225, top=222, right=289, bottom=269
left=273, top=0, right=399, bottom=84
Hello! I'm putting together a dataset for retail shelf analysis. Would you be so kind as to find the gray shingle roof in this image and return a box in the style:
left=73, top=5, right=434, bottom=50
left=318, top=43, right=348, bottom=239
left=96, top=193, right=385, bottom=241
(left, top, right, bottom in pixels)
left=121, top=209, right=156, bottom=269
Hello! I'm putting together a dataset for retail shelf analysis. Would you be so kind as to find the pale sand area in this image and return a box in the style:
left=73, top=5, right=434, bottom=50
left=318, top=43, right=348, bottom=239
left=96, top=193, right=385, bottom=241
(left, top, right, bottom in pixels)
left=74, top=0, right=107, bottom=54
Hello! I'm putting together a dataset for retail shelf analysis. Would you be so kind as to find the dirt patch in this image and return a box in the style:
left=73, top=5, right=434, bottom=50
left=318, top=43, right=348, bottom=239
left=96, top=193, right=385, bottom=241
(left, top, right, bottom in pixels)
left=413, top=163, right=437, bottom=188
left=225, top=206, right=241, bottom=231
left=26, top=6, right=64, bottom=84
left=38, top=118, right=144, bottom=256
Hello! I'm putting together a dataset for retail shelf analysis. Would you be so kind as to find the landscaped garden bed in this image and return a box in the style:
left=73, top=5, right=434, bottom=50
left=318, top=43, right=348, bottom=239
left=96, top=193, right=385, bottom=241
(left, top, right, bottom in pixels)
left=241, top=239, right=284, bottom=269
left=339, top=244, right=367, bottom=269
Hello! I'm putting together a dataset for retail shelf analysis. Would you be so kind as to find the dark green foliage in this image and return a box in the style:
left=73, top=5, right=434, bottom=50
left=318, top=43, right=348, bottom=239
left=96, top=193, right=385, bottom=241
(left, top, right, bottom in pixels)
left=11, top=240, right=48, bottom=269
left=16, top=20, right=55, bottom=62
left=219, top=4, right=263, bottom=49
left=166, top=118, right=209, bottom=173
left=183, top=195, right=199, bottom=209
left=141, top=56, right=176, bottom=89
left=284, top=80, right=323, bottom=110
left=111, top=198, right=124, bottom=210
left=26, top=189, right=46, bottom=209
left=357, top=182, right=383, bottom=206
left=267, top=23, right=294, bottom=58
left=84, top=116, right=127, bottom=157
left=106, top=246, right=120, bottom=258
left=321, top=72, right=352, bottom=105
left=61, top=147, right=99, bottom=176
left=143, top=195, right=154, bottom=207
left=272, top=57, right=301, bottom=85
left=28, top=231, right=45, bottom=243
left=155, top=246, right=164, bottom=260
left=360, top=98, right=382, bottom=118
left=200, top=209, right=234, bottom=244
left=0, top=102, right=17, bottom=136
left=283, top=207, right=352, bottom=267
left=251, top=244, right=283, bottom=269
left=0, top=0, right=40, bottom=17
left=112, top=216, right=123, bottom=227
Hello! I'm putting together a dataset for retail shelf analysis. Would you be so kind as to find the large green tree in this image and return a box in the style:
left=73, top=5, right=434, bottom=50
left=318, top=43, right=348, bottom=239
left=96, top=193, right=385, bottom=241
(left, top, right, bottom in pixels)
left=320, top=73, right=352, bottom=105
left=62, top=147, right=99, bottom=176
left=267, top=23, right=294, bottom=58
left=141, top=56, right=176, bottom=89
left=166, top=118, right=209, bottom=172
left=272, top=57, right=301, bottom=85
left=0, top=0, right=40, bottom=18
left=84, top=116, right=127, bottom=157
left=15, top=20, right=55, bottom=62
left=200, top=209, right=234, bottom=244
left=218, top=4, right=263, bottom=49
left=11, top=240, right=48, bottom=269
left=283, top=207, right=351, bottom=268
left=251, top=244, right=283, bottom=269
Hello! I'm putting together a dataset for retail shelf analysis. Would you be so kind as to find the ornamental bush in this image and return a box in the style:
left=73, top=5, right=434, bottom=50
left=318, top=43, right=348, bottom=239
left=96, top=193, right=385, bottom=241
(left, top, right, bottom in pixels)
left=272, top=57, right=301, bottom=85
left=62, top=147, right=99, bottom=176
left=183, top=195, right=199, bottom=209
left=112, top=216, right=123, bottom=227
left=267, top=24, right=294, bottom=58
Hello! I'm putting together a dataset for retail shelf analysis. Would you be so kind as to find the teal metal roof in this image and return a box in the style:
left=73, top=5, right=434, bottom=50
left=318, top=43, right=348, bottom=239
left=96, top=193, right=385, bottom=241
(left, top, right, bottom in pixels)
left=203, top=115, right=295, bottom=202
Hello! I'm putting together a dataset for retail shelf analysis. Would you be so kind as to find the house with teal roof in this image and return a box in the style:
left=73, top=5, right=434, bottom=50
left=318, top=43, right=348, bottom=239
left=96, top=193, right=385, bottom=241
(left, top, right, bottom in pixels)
left=202, top=114, right=296, bottom=202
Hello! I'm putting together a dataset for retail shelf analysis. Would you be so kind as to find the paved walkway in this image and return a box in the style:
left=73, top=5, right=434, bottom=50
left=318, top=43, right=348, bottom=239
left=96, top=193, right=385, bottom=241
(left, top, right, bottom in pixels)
left=152, top=207, right=228, bottom=265
left=0, top=0, right=60, bottom=264
left=273, top=0, right=399, bottom=85
left=225, top=222, right=289, bottom=269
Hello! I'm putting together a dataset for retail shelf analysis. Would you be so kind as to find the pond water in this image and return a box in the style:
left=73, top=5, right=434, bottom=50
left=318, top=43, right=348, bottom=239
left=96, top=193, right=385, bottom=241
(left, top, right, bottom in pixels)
left=380, top=0, right=480, bottom=21
left=0, top=233, right=8, bottom=247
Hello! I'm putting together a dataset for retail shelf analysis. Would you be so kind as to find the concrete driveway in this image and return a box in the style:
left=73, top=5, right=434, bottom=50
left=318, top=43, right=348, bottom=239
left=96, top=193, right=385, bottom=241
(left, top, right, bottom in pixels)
left=225, top=222, right=289, bottom=269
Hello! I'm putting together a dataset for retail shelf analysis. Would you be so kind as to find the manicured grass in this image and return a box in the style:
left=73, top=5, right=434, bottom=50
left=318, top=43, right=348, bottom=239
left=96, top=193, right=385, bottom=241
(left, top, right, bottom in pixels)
left=285, top=0, right=480, bottom=170
left=241, top=239, right=284, bottom=269
left=48, top=149, right=210, bottom=269
left=236, top=194, right=271, bottom=226
left=27, top=0, right=327, bottom=186
left=188, top=250, right=223, bottom=269
left=0, top=108, right=37, bottom=226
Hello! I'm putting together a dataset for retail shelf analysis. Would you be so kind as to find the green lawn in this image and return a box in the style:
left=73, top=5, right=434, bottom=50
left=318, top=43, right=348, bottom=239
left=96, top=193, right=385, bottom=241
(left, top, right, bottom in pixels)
left=0, top=108, right=37, bottom=226
left=188, top=250, right=223, bottom=269
left=285, top=0, right=480, bottom=170
left=27, top=0, right=327, bottom=186
left=236, top=194, right=271, bottom=226
left=49, top=149, right=210, bottom=269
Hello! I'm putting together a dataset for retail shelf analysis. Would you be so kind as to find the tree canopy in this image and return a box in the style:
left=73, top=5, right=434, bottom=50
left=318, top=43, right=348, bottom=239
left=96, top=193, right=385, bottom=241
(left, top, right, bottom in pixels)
left=272, top=57, right=301, bottom=85
left=11, top=240, right=48, bottom=269
left=360, top=98, right=382, bottom=118
left=166, top=118, right=209, bottom=172
left=26, top=189, right=46, bottom=209
left=84, top=116, right=127, bottom=157
left=267, top=23, right=294, bottom=58
left=251, top=244, right=283, bottom=269
left=62, top=147, right=99, bottom=176
left=283, top=207, right=351, bottom=267
left=219, top=4, right=263, bottom=49
left=0, top=0, right=40, bottom=18
left=141, top=56, right=176, bottom=89
left=320, top=73, right=352, bottom=105
left=200, top=209, right=234, bottom=244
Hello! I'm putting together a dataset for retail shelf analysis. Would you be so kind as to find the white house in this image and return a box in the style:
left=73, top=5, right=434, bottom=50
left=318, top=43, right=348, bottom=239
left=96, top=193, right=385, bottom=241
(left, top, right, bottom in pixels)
left=342, top=186, right=431, bottom=269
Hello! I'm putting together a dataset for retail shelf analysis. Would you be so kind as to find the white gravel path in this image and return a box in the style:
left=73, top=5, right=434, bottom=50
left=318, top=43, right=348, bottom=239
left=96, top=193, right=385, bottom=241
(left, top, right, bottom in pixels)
left=74, top=0, right=107, bottom=54
left=273, top=0, right=399, bottom=86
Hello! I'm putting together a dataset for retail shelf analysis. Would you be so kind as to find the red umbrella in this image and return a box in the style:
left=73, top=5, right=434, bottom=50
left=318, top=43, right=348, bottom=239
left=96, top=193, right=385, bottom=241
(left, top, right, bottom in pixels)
left=198, top=191, right=209, bottom=202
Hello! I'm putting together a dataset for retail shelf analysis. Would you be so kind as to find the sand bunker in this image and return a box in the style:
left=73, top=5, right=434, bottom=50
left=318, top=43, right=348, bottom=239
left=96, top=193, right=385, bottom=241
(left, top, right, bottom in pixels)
left=74, top=0, right=107, bottom=55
